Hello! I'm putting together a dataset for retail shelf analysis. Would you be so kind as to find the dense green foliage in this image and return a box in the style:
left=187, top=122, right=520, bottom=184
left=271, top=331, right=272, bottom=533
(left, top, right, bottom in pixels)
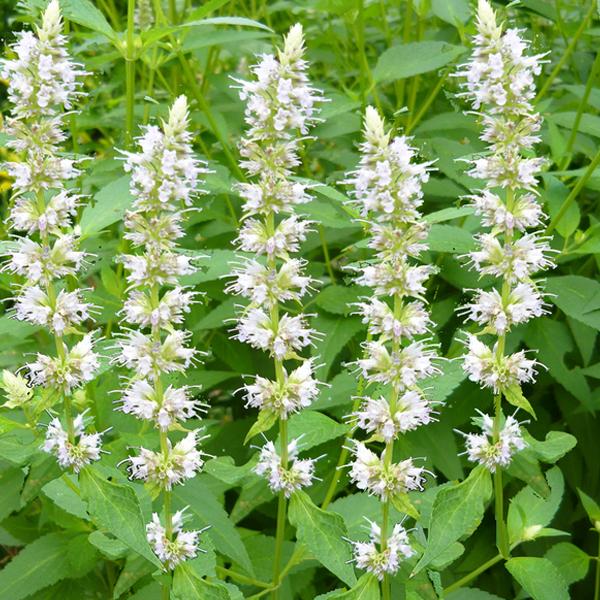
left=0, top=1, right=599, bottom=599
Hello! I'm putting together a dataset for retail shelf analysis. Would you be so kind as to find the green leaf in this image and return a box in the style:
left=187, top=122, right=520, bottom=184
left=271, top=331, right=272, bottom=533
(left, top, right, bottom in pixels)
left=424, top=206, right=474, bottom=224
left=545, top=175, right=580, bottom=238
left=112, top=554, right=154, bottom=598
left=314, top=285, right=366, bottom=316
left=546, top=276, right=600, bottom=331
left=373, top=42, right=466, bottom=83
left=507, top=467, right=565, bottom=545
left=426, top=224, right=476, bottom=253
left=0, top=467, right=24, bottom=523
left=545, top=542, right=590, bottom=586
left=244, top=409, right=278, bottom=443
left=66, top=534, right=98, bottom=578
left=505, top=557, right=568, bottom=600
left=80, top=175, right=132, bottom=236
left=412, top=466, right=492, bottom=574
left=311, top=314, right=364, bottom=379
left=284, top=410, right=348, bottom=451
left=578, top=488, right=600, bottom=524
left=502, top=384, right=536, bottom=418
left=431, top=0, right=470, bottom=25
left=0, top=532, right=72, bottom=600
left=173, top=563, right=232, bottom=600
left=79, top=467, right=161, bottom=567
left=42, top=475, right=88, bottom=520
left=390, top=492, right=419, bottom=520
left=323, top=573, right=380, bottom=599
left=173, top=477, right=254, bottom=574
left=184, top=16, right=273, bottom=32
left=525, top=431, right=577, bottom=463
left=88, top=531, right=128, bottom=560
left=288, top=490, right=357, bottom=587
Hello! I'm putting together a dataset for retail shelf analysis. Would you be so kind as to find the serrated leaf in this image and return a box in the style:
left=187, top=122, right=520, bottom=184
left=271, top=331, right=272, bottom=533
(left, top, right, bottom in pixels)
left=42, top=475, right=88, bottom=520
left=505, top=557, right=568, bottom=600
left=80, top=175, right=132, bottom=236
left=173, top=563, right=232, bottom=600
left=545, top=542, right=590, bottom=586
left=525, top=431, right=577, bottom=463
left=413, top=466, right=492, bottom=574
left=324, top=573, right=380, bottom=599
left=88, top=531, right=129, bottom=560
left=0, top=532, right=72, bottom=600
left=0, top=467, right=24, bottom=523
left=79, top=467, right=161, bottom=567
left=288, top=490, right=357, bottom=587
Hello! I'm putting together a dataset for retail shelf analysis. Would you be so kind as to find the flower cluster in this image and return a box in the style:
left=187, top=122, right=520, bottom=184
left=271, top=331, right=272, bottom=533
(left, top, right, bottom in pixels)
left=458, top=412, right=526, bottom=472
left=230, top=24, right=324, bottom=496
left=1, top=1, right=102, bottom=470
left=114, top=96, right=209, bottom=569
left=456, top=0, right=552, bottom=469
left=348, top=520, right=415, bottom=581
left=343, top=107, right=440, bottom=577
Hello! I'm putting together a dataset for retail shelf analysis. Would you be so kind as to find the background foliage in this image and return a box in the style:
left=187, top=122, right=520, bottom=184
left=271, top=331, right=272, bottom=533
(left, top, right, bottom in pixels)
left=0, top=0, right=599, bottom=598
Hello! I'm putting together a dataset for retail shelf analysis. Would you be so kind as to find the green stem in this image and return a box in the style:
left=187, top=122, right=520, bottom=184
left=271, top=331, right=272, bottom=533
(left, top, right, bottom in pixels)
left=272, top=489, right=287, bottom=599
left=493, top=393, right=510, bottom=558
left=536, top=0, right=595, bottom=102
left=355, top=0, right=383, bottom=112
left=405, top=73, right=447, bottom=135
left=594, top=533, right=600, bottom=600
left=125, top=0, right=136, bottom=145
left=559, top=49, right=600, bottom=170
left=319, top=225, right=336, bottom=283
left=547, top=147, right=600, bottom=234
left=443, top=554, right=503, bottom=594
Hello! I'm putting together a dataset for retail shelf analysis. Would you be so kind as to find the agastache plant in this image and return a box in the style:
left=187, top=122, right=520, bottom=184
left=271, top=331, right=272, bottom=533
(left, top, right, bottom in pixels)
left=228, top=23, right=324, bottom=591
left=343, top=107, right=439, bottom=596
left=455, top=0, right=553, bottom=558
left=1, top=0, right=102, bottom=471
left=114, top=96, right=210, bottom=581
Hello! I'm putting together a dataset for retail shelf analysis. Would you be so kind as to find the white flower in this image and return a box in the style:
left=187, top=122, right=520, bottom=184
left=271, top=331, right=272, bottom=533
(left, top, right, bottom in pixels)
left=368, top=221, right=428, bottom=258
left=461, top=282, right=546, bottom=333
left=354, top=391, right=434, bottom=441
left=467, top=233, right=554, bottom=282
left=43, top=412, right=103, bottom=472
left=124, top=211, right=185, bottom=250
left=128, top=431, right=205, bottom=489
left=115, top=330, right=196, bottom=378
left=6, top=234, right=84, bottom=284
left=146, top=510, right=203, bottom=570
left=463, top=333, right=539, bottom=392
left=0, top=0, right=85, bottom=117
left=122, top=287, right=195, bottom=329
left=237, top=178, right=312, bottom=216
left=227, top=258, right=312, bottom=306
left=349, top=520, right=415, bottom=580
left=356, top=298, right=430, bottom=340
left=357, top=341, right=439, bottom=388
left=348, top=441, right=427, bottom=500
left=470, top=190, right=543, bottom=233
left=234, top=308, right=315, bottom=359
left=122, top=96, right=208, bottom=209
left=356, top=261, right=435, bottom=298
left=345, top=107, right=431, bottom=223
left=242, top=359, right=319, bottom=418
left=460, top=412, right=526, bottom=471
left=254, top=438, right=316, bottom=497
left=10, top=190, right=79, bottom=235
left=28, top=333, right=99, bottom=392
left=119, top=380, right=203, bottom=429
left=236, top=215, right=311, bottom=258
left=15, top=286, right=91, bottom=334
left=121, top=250, right=195, bottom=287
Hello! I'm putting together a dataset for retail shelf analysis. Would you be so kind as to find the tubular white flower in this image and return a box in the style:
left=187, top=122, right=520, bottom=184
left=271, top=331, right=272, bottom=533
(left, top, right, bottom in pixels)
left=1, top=7, right=97, bottom=456
left=254, top=438, right=316, bottom=497
left=348, top=441, right=427, bottom=500
left=42, top=412, right=104, bottom=472
left=457, top=0, right=553, bottom=467
left=115, top=96, right=209, bottom=568
left=349, top=520, right=415, bottom=580
left=146, top=510, right=204, bottom=570
left=459, top=412, right=526, bottom=472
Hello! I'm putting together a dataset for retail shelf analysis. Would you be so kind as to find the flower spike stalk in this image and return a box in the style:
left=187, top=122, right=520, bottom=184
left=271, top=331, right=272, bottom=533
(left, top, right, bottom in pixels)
left=343, top=107, right=440, bottom=598
left=229, top=24, right=324, bottom=595
left=114, top=96, right=210, bottom=589
left=456, top=0, right=554, bottom=558
left=1, top=0, right=103, bottom=471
